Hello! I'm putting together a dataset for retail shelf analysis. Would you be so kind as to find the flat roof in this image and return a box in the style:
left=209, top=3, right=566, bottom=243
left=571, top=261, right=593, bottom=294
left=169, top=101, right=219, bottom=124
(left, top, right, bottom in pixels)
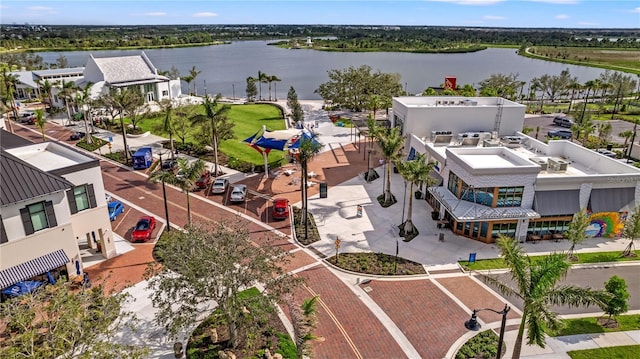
left=394, top=96, right=523, bottom=108
left=458, top=154, right=518, bottom=169
left=6, top=142, right=95, bottom=172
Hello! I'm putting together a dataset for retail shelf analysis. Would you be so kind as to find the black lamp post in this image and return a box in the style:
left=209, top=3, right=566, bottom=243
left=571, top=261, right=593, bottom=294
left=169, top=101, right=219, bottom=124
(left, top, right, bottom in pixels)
left=464, top=304, right=510, bottom=359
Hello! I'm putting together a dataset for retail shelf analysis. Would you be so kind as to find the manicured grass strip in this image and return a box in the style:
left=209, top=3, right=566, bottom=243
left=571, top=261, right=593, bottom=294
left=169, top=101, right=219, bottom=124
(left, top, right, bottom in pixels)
left=459, top=250, right=640, bottom=271
left=547, top=314, right=640, bottom=337
left=567, top=345, right=640, bottom=359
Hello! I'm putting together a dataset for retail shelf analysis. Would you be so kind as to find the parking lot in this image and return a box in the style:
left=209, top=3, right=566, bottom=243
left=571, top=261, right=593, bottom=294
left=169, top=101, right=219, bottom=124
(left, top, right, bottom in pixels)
left=523, top=114, right=636, bottom=146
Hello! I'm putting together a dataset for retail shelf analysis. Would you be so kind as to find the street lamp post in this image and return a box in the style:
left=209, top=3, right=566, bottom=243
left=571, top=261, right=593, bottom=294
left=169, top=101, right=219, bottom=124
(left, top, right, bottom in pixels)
left=464, top=304, right=511, bottom=359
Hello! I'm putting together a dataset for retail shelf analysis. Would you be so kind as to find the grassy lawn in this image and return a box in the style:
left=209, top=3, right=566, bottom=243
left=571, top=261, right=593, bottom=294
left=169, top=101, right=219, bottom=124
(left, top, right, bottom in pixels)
left=567, top=345, right=640, bottom=359
left=521, top=47, right=640, bottom=75
left=124, top=103, right=287, bottom=165
left=459, top=250, right=640, bottom=271
left=546, top=314, right=640, bottom=337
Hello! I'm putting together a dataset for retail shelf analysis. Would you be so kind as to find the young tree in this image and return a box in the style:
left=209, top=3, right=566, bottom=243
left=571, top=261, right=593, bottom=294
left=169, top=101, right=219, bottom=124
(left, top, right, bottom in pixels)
left=0, top=280, right=148, bottom=358
left=621, top=210, right=640, bottom=257
left=55, top=54, right=68, bottom=69
left=287, top=86, right=304, bottom=124
left=145, top=220, right=301, bottom=349
left=596, top=122, right=612, bottom=148
left=190, top=94, right=233, bottom=176
left=396, top=153, right=434, bottom=241
left=246, top=76, right=257, bottom=102
left=34, top=108, right=47, bottom=141
left=566, top=208, right=589, bottom=261
left=287, top=295, right=320, bottom=359
left=479, top=236, right=607, bottom=359
left=600, top=275, right=629, bottom=327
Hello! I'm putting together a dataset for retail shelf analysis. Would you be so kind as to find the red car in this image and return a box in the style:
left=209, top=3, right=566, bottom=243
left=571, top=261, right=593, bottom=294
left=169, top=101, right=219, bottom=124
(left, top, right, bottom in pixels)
left=195, top=171, right=211, bottom=190
left=131, top=216, right=156, bottom=242
left=272, top=198, right=290, bottom=220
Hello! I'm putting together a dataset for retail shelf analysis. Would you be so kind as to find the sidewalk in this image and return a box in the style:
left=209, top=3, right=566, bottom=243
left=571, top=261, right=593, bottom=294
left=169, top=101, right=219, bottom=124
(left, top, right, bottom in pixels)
left=511, top=329, right=640, bottom=358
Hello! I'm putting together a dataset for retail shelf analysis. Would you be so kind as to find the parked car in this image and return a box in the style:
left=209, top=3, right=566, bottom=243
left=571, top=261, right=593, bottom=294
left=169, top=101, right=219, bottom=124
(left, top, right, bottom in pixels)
left=70, top=131, right=85, bottom=140
left=195, top=170, right=211, bottom=190
left=20, top=114, right=35, bottom=125
left=547, top=130, right=572, bottom=139
left=211, top=178, right=229, bottom=194
left=229, top=184, right=248, bottom=203
left=272, top=198, right=290, bottom=220
left=596, top=149, right=617, bottom=158
left=131, top=216, right=156, bottom=242
left=161, top=158, right=178, bottom=171
left=552, top=116, right=574, bottom=128
left=108, top=200, right=125, bottom=221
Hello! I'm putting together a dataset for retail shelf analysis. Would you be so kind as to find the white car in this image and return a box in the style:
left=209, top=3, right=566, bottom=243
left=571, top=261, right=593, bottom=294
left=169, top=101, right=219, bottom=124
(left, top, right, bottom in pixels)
left=211, top=178, right=229, bottom=194
left=229, top=184, right=247, bottom=203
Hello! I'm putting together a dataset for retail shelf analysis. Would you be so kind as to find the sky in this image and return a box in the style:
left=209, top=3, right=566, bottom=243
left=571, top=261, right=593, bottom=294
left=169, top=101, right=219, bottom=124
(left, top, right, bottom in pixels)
left=0, top=0, right=639, bottom=28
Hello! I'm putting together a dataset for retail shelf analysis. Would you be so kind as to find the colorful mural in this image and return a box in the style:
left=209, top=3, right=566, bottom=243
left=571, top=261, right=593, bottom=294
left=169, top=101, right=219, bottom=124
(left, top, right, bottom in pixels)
left=586, top=212, right=627, bottom=238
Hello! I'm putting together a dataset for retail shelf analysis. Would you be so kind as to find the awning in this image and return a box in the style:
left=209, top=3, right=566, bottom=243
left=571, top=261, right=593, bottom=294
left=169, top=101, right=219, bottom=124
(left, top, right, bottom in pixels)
left=0, top=249, right=69, bottom=289
left=429, top=170, right=443, bottom=186
left=589, top=187, right=635, bottom=213
left=429, top=187, right=539, bottom=222
left=534, top=190, right=580, bottom=216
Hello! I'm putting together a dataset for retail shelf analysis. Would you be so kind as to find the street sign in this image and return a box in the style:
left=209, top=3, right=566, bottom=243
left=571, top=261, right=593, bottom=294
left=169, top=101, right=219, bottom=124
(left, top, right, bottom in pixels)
left=335, top=237, right=341, bottom=250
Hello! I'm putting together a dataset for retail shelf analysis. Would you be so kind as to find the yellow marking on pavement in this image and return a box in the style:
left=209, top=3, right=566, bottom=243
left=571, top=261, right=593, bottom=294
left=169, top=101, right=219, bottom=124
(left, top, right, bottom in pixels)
left=113, top=207, right=133, bottom=232
left=303, top=284, right=363, bottom=359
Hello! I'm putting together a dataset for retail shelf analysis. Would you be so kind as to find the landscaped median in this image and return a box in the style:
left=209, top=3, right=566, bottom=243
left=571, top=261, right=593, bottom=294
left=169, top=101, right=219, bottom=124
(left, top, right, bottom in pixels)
left=459, top=250, right=640, bottom=271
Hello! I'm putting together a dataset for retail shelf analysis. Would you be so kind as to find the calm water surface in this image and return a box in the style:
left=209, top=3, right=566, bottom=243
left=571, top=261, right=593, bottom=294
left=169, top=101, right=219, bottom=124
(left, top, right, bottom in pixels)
left=37, top=41, right=611, bottom=100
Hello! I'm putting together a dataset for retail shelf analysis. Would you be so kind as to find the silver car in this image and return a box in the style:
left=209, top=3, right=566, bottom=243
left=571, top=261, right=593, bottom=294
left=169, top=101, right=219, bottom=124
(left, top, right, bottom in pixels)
left=211, top=178, right=229, bottom=194
left=229, top=184, right=247, bottom=203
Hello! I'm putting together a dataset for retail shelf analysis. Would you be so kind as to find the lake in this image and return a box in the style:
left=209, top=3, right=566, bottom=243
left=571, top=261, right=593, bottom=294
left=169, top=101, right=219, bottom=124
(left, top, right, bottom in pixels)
left=36, top=41, right=611, bottom=100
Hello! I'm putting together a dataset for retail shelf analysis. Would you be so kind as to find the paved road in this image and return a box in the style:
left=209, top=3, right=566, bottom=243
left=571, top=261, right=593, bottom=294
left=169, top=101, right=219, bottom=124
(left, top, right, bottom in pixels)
left=523, top=114, right=636, bottom=146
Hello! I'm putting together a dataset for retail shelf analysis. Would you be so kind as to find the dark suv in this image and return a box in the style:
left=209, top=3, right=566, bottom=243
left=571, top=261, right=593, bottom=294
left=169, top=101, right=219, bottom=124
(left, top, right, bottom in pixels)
left=553, top=116, right=574, bottom=128
left=547, top=130, right=572, bottom=139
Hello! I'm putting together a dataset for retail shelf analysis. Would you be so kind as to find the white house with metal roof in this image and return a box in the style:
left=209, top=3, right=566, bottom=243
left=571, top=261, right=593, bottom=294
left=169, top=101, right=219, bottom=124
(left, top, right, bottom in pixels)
left=391, top=96, right=640, bottom=243
left=0, top=131, right=116, bottom=292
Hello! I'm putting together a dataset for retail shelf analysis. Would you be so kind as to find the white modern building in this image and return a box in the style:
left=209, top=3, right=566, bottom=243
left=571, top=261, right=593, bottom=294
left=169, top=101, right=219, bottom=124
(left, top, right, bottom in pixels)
left=0, top=131, right=115, bottom=291
left=392, top=96, right=640, bottom=243
left=10, top=51, right=182, bottom=108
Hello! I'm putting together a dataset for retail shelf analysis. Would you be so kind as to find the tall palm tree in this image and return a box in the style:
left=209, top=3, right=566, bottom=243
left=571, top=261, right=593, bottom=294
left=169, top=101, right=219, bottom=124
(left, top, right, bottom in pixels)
left=99, top=88, right=142, bottom=164
left=34, top=109, right=46, bottom=141
left=189, top=66, right=202, bottom=96
left=148, top=162, right=179, bottom=231
left=396, top=153, right=434, bottom=241
left=578, top=80, right=596, bottom=123
left=298, top=133, right=323, bottom=240
left=377, top=125, right=404, bottom=206
left=268, top=74, right=281, bottom=101
left=479, top=236, right=607, bottom=359
left=619, top=130, right=634, bottom=153
left=175, top=157, right=205, bottom=226
left=182, top=75, right=194, bottom=96
left=621, top=210, right=640, bottom=257
left=190, top=94, right=232, bottom=176
left=257, top=71, right=268, bottom=101
left=76, top=82, right=94, bottom=145
left=158, top=99, right=176, bottom=157
left=58, top=80, right=77, bottom=126
left=566, top=81, right=582, bottom=113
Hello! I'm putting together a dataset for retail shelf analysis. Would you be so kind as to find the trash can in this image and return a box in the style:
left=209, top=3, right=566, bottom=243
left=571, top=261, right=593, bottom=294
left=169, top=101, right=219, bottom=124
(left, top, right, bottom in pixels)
left=319, top=182, right=328, bottom=198
left=439, top=233, right=445, bottom=242
left=468, top=253, right=477, bottom=263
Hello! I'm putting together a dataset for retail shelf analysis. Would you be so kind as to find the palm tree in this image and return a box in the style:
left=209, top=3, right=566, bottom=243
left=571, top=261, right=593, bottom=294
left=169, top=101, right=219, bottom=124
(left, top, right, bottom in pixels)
left=58, top=80, right=77, bottom=126
left=182, top=75, right=194, bottom=96
left=190, top=94, right=233, bottom=176
left=268, top=74, right=281, bottom=101
left=158, top=99, right=176, bottom=157
left=621, top=210, right=640, bottom=257
left=189, top=66, right=202, bottom=96
left=99, top=88, right=142, bottom=164
left=1, top=69, right=19, bottom=133
left=148, top=163, right=177, bottom=231
left=566, top=81, right=582, bottom=113
left=396, top=153, right=434, bottom=241
left=566, top=208, right=589, bottom=261
left=377, top=125, right=404, bottom=206
left=257, top=71, right=268, bottom=101
left=298, top=133, right=323, bottom=240
left=479, top=236, right=607, bottom=359
left=34, top=109, right=47, bottom=141
left=289, top=295, right=319, bottom=359
left=37, top=79, right=54, bottom=115
left=176, top=157, right=205, bottom=226
left=619, top=130, right=634, bottom=153
left=76, top=83, right=94, bottom=145
left=579, top=80, right=596, bottom=123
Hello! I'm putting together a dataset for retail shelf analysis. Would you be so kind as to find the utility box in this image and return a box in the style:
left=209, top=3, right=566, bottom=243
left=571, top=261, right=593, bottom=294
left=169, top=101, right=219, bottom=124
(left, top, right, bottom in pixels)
left=132, top=147, right=153, bottom=170
left=319, top=182, right=328, bottom=198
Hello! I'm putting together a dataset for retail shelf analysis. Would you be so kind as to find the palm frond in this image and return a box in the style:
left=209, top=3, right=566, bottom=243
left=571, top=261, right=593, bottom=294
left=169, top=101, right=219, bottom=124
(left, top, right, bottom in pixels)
left=496, top=236, right=531, bottom=297
left=476, top=272, right=522, bottom=300
left=545, top=285, right=608, bottom=308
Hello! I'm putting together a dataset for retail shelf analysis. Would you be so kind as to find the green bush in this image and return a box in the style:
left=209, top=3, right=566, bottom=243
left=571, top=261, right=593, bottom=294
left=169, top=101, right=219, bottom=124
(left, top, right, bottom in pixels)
left=76, top=136, right=107, bottom=152
left=456, top=330, right=500, bottom=359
